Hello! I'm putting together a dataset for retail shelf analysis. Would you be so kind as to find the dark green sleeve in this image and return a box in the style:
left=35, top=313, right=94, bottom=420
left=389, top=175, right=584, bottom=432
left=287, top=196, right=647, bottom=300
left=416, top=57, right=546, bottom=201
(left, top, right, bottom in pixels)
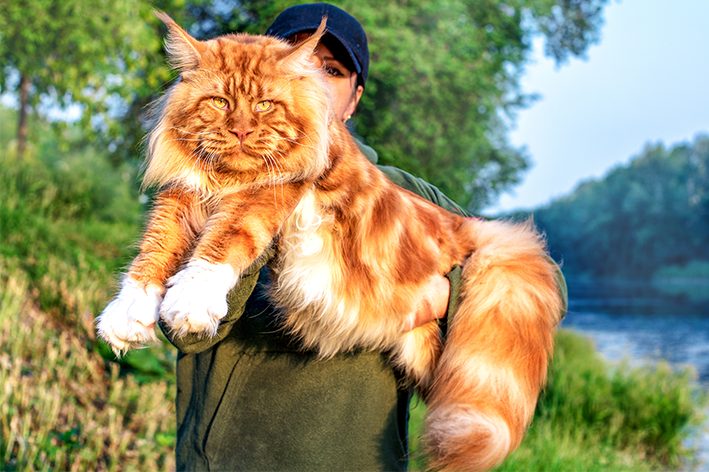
left=555, top=263, right=568, bottom=321
left=158, top=248, right=275, bottom=354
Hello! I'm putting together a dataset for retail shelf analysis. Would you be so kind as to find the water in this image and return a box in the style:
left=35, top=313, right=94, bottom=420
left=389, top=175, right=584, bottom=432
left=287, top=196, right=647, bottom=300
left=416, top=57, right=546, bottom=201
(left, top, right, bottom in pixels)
left=563, top=278, right=709, bottom=379
left=561, top=278, right=709, bottom=465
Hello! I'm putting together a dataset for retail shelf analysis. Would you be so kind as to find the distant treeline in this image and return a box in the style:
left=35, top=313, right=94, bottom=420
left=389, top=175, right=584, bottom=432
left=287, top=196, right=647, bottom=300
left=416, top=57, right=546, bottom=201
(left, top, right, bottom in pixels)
left=521, top=134, right=709, bottom=279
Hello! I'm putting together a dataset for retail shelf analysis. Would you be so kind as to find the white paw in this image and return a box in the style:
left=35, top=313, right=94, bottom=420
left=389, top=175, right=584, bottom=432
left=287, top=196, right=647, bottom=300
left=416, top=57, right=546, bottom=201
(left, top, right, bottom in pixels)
left=160, top=260, right=238, bottom=337
left=96, top=278, right=163, bottom=356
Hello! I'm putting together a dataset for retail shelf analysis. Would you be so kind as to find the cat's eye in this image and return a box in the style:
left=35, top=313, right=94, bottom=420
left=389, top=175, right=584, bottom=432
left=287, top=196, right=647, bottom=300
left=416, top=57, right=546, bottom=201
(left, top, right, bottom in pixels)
left=255, top=100, right=272, bottom=112
left=212, top=97, right=229, bottom=109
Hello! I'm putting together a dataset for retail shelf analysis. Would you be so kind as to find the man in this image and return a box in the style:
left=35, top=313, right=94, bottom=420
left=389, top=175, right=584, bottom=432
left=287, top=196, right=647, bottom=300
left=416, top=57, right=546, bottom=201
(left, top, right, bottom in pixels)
left=163, top=5, right=473, bottom=471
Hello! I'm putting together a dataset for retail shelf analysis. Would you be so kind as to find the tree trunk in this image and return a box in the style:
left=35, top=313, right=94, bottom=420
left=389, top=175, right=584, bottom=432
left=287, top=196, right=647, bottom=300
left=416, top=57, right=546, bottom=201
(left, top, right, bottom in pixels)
left=17, top=73, right=30, bottom=161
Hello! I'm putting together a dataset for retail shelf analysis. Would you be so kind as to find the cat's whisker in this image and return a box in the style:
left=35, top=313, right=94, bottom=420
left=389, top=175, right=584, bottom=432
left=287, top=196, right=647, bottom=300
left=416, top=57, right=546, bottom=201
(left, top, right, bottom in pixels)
left=263, top=151, right=277, bottom=183
left=261, top=151, right=276, bottom=187
left=270, top=149, right=288, bottom=206
left=276, top=130, right=319, bottom=143
left=267, top=134, right=322, bottom=152
left=260, top=151, right=279, bottom=205
left=269, top=150, right=287, bottom=206
left=197, top=143, right=221, bottom=176
left=177, top=142, right=213, bottom=178
left=272, top=129, right=318, bottom=141
left=204, top=150, right=216, bottom=176
left=209, top=148, right=222, bottom=174
left=163, top=138, right=204, bottom=144
left=259, top=150, right=277, bottom=204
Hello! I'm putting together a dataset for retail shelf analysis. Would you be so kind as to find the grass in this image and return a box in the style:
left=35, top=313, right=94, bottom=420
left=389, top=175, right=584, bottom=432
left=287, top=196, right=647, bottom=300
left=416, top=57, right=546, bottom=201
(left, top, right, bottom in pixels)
left=1, top=107, right=178, bottom=470
left=408, top=330, right=706, bottom=471
left=0, top=266, right=176, bottom=472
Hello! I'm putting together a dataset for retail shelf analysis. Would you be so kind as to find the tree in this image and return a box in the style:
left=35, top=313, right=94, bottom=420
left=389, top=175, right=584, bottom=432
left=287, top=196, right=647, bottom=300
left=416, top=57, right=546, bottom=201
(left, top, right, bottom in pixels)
left=0, top=0, right=176, bottom=160
left=349, top=0, right=611, bottom=210
left=531, top=134, right=709, bottom=278
left=1, top=0, right=609, bottom=209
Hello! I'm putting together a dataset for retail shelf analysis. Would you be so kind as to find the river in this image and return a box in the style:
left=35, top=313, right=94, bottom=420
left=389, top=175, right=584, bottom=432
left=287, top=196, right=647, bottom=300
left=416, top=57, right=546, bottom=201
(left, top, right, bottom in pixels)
left=562, top=278, right=709, bottom=379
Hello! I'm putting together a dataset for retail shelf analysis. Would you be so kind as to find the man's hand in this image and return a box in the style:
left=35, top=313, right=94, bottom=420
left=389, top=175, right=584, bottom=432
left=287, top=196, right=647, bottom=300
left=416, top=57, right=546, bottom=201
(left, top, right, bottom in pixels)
left=407, top=275, right=451, bottom=331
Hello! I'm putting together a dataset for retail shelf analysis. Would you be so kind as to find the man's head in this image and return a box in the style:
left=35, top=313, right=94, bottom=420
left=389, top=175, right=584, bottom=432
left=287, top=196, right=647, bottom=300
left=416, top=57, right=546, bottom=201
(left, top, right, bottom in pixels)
left=266, top=3, right=368, bottom=121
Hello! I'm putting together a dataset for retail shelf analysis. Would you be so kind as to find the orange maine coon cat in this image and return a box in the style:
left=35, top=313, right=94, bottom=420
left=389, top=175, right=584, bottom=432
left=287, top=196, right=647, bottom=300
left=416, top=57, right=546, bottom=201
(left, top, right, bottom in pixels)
left=97, top=13, right=565, bottom=471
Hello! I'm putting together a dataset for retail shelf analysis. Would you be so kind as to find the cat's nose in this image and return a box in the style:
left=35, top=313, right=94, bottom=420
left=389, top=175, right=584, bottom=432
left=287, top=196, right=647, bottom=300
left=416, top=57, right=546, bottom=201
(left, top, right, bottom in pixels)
left=230, top=129, right=253, bottom=143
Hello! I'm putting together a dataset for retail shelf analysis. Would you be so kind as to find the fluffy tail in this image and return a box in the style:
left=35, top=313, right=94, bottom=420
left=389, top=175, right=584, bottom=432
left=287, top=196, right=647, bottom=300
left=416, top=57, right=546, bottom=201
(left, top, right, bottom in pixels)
left=423, top=219, right=564, bottom=471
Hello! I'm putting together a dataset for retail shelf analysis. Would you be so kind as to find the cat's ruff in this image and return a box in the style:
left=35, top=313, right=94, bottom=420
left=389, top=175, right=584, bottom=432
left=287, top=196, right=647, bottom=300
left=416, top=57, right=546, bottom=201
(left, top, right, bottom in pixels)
left=97, top=13, right=564, bottom=472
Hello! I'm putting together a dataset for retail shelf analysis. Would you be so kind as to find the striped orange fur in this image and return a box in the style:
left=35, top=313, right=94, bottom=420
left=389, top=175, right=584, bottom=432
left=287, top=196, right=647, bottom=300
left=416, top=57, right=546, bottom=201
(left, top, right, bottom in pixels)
left=96, top=13, right=564, bottom=471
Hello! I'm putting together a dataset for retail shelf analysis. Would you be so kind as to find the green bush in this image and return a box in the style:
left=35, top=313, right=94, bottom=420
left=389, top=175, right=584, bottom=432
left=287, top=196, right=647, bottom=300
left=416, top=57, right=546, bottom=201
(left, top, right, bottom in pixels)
left=531, top=331, right=703, bottom=468
left=2, top=125, right=143, bottom=224
left=1, top=110, right=143, bottom=330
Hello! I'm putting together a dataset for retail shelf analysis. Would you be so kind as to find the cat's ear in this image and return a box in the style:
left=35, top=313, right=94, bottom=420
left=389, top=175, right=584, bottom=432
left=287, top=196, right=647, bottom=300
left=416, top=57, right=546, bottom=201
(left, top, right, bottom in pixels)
left=281, top=17, right=327, bottom=73
left=154, top=10, right=206, bottom=71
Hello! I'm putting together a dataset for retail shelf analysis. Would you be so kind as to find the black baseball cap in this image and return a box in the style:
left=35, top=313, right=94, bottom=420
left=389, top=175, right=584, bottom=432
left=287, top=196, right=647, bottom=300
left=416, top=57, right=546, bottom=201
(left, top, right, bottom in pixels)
left=265, top=3, right=369, bottom=89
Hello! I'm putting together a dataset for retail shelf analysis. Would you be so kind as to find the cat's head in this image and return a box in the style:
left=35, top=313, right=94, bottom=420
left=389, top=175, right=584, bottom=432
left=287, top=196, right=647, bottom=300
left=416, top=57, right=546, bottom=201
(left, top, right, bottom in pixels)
left=144, top=12, right=332, bottom=191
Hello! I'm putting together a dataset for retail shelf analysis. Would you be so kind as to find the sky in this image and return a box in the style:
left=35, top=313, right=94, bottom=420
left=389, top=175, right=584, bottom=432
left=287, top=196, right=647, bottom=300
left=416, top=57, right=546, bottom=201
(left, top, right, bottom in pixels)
left=486, top=0, right=709, bottom=214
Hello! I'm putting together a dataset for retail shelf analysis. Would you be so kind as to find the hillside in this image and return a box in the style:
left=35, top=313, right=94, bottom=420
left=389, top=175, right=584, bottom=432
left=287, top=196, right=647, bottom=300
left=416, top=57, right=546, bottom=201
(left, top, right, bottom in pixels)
left=526, top=134, right=709, bottom=281
left=0, top=106, right=177, bottom=470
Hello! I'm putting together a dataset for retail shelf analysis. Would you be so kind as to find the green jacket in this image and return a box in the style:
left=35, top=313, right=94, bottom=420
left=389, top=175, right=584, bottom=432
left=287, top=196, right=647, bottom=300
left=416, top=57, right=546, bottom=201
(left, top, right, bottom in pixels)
left=161, top=141, right=470, bottom=472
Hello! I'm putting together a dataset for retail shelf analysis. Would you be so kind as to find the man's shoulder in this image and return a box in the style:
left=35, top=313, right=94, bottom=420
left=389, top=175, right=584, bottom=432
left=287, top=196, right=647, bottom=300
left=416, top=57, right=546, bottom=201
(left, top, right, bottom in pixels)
left=353, top=137, right=378, bottom=164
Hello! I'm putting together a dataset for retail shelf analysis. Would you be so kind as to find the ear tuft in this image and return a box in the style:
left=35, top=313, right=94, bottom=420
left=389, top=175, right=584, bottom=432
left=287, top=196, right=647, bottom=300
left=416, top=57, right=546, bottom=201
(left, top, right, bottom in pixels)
left=282, top=17, right=328, bottom=74
left=154, top=10, right=206, bottom=71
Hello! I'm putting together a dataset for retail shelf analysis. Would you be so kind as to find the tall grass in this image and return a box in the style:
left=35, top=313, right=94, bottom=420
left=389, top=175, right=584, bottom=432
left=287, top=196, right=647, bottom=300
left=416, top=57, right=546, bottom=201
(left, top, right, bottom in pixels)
left=1, top=121, right=141, bottom=334
left=0, top=265, right=176, bottom=471
left=409, top=330, right=706, bottom=471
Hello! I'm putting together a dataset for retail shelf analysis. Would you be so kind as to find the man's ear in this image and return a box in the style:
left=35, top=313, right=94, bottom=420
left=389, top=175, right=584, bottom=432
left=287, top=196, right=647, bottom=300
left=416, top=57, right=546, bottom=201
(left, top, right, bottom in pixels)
left=154, top=10, right=207, bottom=71
left=343, top=84, right=364, bottom=121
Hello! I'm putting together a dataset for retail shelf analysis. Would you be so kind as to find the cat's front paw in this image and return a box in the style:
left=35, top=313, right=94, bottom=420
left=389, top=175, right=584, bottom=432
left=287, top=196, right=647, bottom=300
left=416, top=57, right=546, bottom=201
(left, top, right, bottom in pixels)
left=160, top=260, right=239, bottom=337
left=96, top=278, right=163, bottom=356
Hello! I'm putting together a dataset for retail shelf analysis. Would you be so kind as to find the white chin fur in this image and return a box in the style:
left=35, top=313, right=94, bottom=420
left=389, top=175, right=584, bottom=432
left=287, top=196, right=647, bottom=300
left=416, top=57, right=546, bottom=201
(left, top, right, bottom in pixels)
left=160, top=260, right=238, bottom=337
left=96, top=278, right=163, bottom=356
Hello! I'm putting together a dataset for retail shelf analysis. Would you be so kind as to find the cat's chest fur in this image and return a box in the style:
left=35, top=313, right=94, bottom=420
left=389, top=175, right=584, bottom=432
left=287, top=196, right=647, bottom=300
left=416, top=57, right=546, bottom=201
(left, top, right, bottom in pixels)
left=269, top=189, right=397, bottom=356
left=275, top=190, right=338, bottom=310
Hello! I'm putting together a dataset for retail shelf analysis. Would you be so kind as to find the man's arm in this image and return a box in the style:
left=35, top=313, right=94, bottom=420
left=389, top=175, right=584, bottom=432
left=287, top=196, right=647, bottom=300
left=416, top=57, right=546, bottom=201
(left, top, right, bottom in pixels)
left=377, top=164, right=567, bottom=328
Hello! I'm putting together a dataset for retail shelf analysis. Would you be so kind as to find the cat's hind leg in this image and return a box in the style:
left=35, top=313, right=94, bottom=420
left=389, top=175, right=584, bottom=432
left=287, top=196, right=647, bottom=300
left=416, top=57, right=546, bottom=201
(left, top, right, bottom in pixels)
left=390, top=316, right=442, bottom=392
